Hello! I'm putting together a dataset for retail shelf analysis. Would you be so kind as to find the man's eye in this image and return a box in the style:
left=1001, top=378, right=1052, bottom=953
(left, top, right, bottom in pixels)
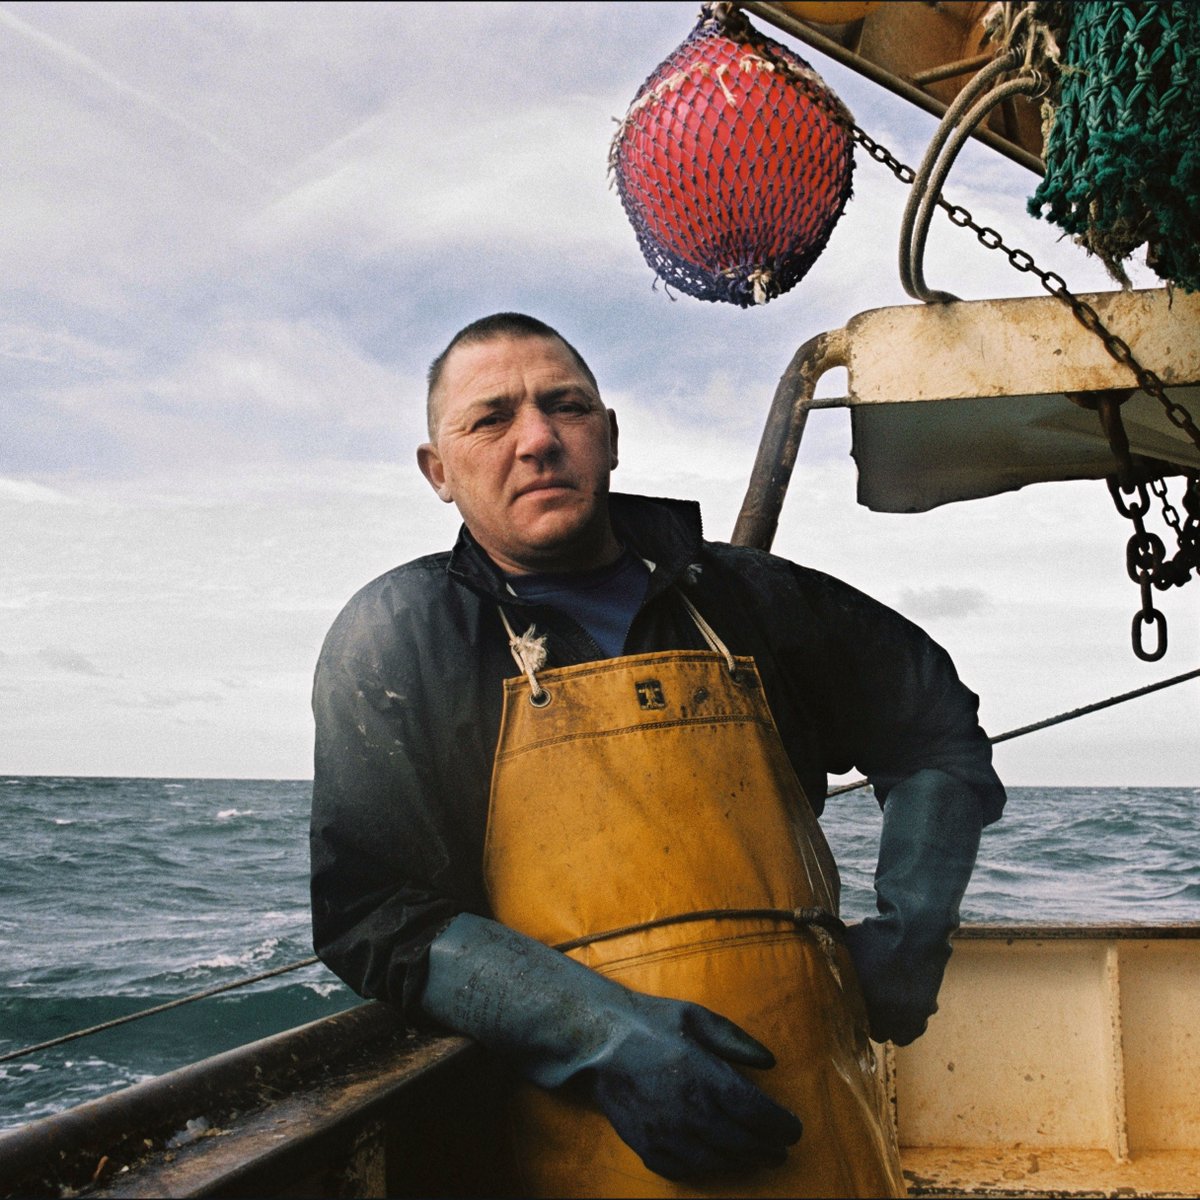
left=472, top=413, right=505, bottom=430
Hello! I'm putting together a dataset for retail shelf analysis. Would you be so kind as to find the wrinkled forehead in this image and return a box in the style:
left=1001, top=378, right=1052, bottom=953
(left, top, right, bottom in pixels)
left=428, top=334, right=597, bottom=434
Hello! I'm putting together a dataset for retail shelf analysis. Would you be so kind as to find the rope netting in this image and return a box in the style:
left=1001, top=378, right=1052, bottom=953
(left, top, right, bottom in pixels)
left=1028, top=1, right=1200, bottom=292
left=610, top=3, right=855, bottom=307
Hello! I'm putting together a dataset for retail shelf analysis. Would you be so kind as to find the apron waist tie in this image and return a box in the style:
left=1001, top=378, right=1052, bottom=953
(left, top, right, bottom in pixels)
left=551, top=906, right=847, bottom=954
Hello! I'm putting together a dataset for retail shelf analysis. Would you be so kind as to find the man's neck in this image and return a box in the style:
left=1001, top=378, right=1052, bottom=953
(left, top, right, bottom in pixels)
left=497, top=527, right=623, bottom=577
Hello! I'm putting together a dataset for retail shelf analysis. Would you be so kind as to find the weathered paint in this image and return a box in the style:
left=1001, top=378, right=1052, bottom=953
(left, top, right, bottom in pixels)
left=747, top=1, right=1046, bottom=172
left=3, top=927, right=1199, bottom=1197
left=892, top=926, right=1200, bottom=1197
left=843, top=290, right=1200, bottom=405
left=846, top=289, right=1200, bottom=510
left=732, top=287, right=1200, bottom=531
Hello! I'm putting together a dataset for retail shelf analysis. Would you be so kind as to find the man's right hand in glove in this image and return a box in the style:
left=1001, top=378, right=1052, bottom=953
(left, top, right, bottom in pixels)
left=420, top=912, right=803, bottom=1181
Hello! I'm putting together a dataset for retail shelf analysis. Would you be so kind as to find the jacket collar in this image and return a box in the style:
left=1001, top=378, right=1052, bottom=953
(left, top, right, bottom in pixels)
left=446, top=493, right=704, bottom=604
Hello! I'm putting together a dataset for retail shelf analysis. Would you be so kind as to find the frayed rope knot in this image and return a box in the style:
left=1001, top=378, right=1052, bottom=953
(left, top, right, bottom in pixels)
left=496, top=609, right=549, bottom=699
left=510, top=625, right=548, bottom=677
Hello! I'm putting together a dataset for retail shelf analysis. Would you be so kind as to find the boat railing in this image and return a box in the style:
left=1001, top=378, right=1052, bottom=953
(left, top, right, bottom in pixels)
left=3, top=924, right=1199, bottom=1198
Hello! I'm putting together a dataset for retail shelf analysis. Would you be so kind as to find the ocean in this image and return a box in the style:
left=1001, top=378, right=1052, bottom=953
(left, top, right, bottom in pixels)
left=2, top=775, right=1198, bottom=1132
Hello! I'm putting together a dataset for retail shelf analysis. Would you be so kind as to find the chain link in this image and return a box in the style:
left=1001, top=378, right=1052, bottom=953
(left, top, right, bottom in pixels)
left=850, top=125, right=1200, bottom=455
left=1109, top=479, right=1169, bottom=660
left=851, top=123, right=1199, bottom=658
left=1151, top=476, right=1183, bottom=536
left=852, top=126, right=915, bottom=185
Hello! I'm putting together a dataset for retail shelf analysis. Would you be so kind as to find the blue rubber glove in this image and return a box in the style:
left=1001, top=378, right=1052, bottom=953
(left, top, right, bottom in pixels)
left=845, top=768, right=983, bottom=1046
left=420, top=912, right=803, bottom=1181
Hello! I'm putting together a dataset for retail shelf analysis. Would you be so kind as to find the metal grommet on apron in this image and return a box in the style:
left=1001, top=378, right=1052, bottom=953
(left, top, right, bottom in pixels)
left=493, top=597, right=905, bottom=1198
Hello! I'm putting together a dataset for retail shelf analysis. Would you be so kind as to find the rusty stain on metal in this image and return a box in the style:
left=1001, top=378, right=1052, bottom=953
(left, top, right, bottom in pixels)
left=1105, top=942, right=1131, bottom=1164
left=747, top=0, right=1046, bottom=172
left=4, top=930, right=1200, bottom=1196
left=731, top=288, right=1200, bottom=526
left=732, top=327, right=848, bottom=550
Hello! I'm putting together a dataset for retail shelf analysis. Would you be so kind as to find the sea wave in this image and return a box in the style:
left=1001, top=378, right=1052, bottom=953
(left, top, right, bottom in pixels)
left=0, top=982, right=359, bottom=1131
left=2, top=777, right=1196, bottom=1131
left=190, top=938, right=282, bottom=973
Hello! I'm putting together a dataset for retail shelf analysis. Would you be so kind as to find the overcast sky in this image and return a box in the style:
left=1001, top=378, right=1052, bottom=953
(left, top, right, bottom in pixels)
left=2, top=1, right=1195, bottom=785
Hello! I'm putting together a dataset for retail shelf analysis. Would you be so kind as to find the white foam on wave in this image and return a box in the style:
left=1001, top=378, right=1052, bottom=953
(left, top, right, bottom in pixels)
left=52, top=818, right=76, bottom=826
left=191, top=936, right=280, bottom=972
left=215, top=808, right=253, bottom=821
left=303, top=981, right=344, bottom=998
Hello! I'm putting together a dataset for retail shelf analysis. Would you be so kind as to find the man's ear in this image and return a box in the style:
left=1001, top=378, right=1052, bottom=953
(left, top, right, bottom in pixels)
left=417, top=443, right=454, bottom=503
left=608, top=409, right=619, bottom=470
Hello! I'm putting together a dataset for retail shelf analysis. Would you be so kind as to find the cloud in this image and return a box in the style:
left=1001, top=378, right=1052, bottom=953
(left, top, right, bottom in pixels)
left=115, top=687, right=227, bottom=711
left=0, top=5, right=279, bottom=188
left=0, top=478, right=74, bottom=505
left=245, top=96, right=630, bottom=262
left=0, top=323, right=135, bottom=373
left=0, top=3, right=1192, bottom=783
left=897, top=585, right=990, bottom=621
left=8, top=319, right=423, bottom=475
left=37, top=647, right=104, bottom=675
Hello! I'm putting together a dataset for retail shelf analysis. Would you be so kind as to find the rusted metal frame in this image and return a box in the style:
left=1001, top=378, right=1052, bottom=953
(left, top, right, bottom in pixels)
left=740, top=1, right=1045, bottom=176
left=0, top=1002, right=475, bottom=1199
left=731, top=329, right=849, bottom=550
left=955, top=924, right=1200, bottom=940
left=1104, top=944, right=1131, bottom=1164
left=1065, top=387, right=1138, bottom=485
left=909, top=52, right=996, bottom=86
left=89, top=1048, right=478, bottom=1199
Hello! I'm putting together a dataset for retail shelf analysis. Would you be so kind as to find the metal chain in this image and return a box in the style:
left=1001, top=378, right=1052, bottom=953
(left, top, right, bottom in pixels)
left=1148, top=474, right=1200, bottom=590
left=1108, top=478, right=1168, bottom=660
left=850, top=125, right=1200, bottom=454
left=852, top=123, right=1199, bottom=659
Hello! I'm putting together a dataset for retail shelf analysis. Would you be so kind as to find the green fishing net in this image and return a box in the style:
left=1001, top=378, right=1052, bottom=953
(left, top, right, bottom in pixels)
left=1028, top=1, right=1200, bottom=291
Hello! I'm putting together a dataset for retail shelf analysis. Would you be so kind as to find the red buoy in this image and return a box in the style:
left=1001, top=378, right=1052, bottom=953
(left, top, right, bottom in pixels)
left=611, top=6, right=855, bottom=307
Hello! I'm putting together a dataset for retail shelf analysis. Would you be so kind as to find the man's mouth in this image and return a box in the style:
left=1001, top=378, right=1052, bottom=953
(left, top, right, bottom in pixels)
left=514, top=480, right=574, bottom=499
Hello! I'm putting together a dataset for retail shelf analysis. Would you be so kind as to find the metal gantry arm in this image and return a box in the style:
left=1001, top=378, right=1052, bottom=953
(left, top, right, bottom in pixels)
left=733, top=287, right=1200, bottom=549
left=731, top=328, right=848, bottom=551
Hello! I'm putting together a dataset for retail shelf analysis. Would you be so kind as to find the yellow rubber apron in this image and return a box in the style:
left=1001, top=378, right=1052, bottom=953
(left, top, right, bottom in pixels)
left=485, top=598, right=905, bottom=1198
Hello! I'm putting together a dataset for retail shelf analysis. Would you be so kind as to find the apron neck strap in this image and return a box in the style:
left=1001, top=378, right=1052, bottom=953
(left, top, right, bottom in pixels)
left=675, top=590, right=737, bottom=673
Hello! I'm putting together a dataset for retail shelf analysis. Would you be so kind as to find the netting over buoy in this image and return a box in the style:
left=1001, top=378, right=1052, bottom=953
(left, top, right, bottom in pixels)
left=609, top=4, right=855, bottom=307
left=1028, top=1, right=1200, bottom=292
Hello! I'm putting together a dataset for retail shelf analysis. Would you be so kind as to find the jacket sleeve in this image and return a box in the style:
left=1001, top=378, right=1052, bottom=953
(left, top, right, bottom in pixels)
left=790, top=565, right=1005, bottom=825
left=309, top=583, right=491, bottom=1018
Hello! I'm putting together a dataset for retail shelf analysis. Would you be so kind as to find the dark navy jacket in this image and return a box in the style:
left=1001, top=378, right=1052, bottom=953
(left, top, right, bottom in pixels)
left=310, top=494, right=1005, bottom=1016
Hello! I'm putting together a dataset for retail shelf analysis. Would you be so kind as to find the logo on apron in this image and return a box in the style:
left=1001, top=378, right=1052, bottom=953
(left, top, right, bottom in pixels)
left=634, top=679, right=666, bottom=709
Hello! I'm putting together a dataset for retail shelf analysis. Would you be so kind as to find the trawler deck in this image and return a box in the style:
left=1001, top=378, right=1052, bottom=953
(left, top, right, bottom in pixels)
left=3, top=925, right=1198, bottom=1198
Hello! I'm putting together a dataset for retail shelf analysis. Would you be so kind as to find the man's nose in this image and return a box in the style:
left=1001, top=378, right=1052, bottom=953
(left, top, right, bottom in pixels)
left=513, top=407, right=561, bottom=458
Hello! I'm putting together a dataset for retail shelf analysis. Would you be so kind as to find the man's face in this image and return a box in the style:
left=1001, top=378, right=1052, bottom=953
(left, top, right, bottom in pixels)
left=417, top=335, right=620, bottom=575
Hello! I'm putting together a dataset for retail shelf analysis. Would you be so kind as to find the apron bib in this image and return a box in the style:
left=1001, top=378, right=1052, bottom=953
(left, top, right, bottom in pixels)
left=484, top=608, right=905, bottom=1198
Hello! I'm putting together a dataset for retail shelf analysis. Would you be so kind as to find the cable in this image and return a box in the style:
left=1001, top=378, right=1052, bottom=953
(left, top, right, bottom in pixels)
left=0, top=956, right=319, bottom=1066
left=826, top=666, right=1200, bottom=797
left=5, top=668, right=1197, bottom=1063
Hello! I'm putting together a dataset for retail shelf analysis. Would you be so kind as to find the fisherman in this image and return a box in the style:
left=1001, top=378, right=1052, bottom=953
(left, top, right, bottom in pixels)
left=310, top=312, right=1005, bottom=1197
